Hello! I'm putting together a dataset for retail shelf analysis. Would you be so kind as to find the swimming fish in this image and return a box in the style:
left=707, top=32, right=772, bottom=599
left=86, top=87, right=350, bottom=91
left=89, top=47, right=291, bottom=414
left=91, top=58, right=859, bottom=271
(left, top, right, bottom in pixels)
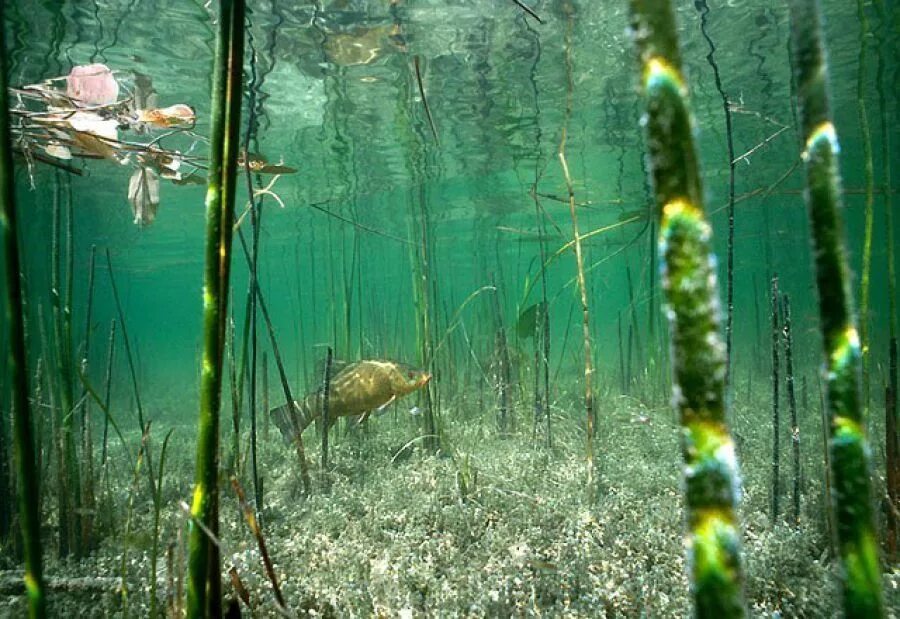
left=270, top=359, right=431, bottom=443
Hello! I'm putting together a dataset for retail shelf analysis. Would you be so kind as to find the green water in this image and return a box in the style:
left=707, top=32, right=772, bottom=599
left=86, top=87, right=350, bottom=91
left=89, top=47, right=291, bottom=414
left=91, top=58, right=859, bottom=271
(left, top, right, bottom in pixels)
left=1, top=0, right=898, bottom=616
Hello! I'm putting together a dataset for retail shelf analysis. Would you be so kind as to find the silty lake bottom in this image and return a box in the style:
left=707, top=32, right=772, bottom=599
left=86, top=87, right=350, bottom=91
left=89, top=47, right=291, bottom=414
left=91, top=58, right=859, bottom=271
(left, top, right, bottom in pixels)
left=0, top=0, right=899, bottom=616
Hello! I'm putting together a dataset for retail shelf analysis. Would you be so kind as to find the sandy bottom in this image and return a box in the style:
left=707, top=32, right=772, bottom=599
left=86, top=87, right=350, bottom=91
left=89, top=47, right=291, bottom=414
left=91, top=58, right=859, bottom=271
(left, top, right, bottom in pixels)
left=2, top=391, right=899, bottom=617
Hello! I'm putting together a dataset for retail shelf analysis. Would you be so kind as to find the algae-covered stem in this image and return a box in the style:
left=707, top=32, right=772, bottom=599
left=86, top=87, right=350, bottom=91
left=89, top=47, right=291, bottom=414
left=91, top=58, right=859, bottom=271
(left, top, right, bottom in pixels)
left=628, top=0, right=746, bottom=615
left=187, top=0, right=245, bottom=616
left=559, top=0, right=595, bottom=489
left=787, top=0, right=884, bottom=614
left=0, top=5, right=46, bottom=613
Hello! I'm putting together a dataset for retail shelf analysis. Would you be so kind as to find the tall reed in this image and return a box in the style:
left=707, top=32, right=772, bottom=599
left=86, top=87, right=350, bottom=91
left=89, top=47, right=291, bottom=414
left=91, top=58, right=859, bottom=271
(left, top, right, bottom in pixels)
left=781, top=295, right=801, bottom=526
left=560, top=1, right=595, bottom=489
left=187, top=0, right=245, bottom=615
left=787, top=0, right=883, bottom=614
left=0, top=8, right=46, bottom=614
left=628, top=0, right=746, bottom=615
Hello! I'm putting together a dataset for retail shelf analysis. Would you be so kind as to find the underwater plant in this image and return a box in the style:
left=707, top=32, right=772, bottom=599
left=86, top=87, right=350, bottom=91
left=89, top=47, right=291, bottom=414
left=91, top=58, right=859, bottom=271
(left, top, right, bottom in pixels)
left=0, top=6, right=46, bottom=616
left=787, top=0, right=884, bottom=615
left=187, top=0, right=245, bottom=616
left=628, top=0, right=746, bottom=615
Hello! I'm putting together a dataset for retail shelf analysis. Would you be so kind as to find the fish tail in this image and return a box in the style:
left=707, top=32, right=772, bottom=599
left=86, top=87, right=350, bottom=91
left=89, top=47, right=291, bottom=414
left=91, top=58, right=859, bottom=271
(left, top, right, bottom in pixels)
left=269, top=400, right=316, bottom=443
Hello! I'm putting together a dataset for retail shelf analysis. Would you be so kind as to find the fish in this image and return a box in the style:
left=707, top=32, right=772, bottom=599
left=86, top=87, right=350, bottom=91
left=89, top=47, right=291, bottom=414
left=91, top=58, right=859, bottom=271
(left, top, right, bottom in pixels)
left=270, top=359, right=431, bottom=444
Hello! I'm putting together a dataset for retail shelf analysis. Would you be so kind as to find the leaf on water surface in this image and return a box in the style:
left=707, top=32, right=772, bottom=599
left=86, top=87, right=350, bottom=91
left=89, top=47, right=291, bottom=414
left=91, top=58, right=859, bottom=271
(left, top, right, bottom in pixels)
left=136, top=104, right=196, bottom=128
left=43, top=142, right=72, bottom=160
left=66, top=111, right=120, bottom=141
left=239, top=152, right=297, bottom=175
left=128, top=167, right=160, bottom=226
left=66, top=63, right=120, bottom=105
left=71, top=131, right=119, bottom=160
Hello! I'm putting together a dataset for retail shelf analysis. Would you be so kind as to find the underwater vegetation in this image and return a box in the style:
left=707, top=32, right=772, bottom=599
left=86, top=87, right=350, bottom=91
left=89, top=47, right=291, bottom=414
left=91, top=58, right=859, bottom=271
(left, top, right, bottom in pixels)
left=1, top=0, right=898, bottom=617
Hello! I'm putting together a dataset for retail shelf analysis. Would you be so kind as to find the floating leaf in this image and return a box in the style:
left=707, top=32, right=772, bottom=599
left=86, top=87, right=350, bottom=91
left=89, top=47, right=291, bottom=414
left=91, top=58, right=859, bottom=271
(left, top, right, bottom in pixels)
left=71, top=131, right=118, bottom=160
left=66, top=63, right=119, bottom=105
left=238, top=152, right=297, bottom=174
left=128, top=167, right=160, bottom=225
left=66, top=111, right=119, bottom=141
left=43, top=142, right=72, bottom=160
left=516, top=302, right=545, bottom=339
left=136, top=104, right=195, bottom=128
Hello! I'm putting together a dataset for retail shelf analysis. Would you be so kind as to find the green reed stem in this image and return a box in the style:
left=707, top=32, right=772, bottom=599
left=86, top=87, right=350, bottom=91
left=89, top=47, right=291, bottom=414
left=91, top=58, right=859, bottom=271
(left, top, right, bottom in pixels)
left=628, top=1, right=746, bottom=615
left=150, top=428, right=174, bottom=619
left=187, top=0, right=245, bottom=616
left=855, top=0, right=875, bottom=410
left=0, top=6, right=46, bottom=615
left=787, top=0, right=884, bottom=615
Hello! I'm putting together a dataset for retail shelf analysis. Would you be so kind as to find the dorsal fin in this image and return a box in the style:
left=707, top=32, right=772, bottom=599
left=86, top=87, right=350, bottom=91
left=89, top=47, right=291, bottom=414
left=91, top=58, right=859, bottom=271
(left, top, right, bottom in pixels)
left=310, top=357, right=353, bottom=385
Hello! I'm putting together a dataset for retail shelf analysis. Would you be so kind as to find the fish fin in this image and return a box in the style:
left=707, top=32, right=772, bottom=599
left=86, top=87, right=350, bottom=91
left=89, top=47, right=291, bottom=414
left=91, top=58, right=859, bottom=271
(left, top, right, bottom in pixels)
left=270, top=400, right=305, bottom=443
left=378, top=394, right=397, bottom=412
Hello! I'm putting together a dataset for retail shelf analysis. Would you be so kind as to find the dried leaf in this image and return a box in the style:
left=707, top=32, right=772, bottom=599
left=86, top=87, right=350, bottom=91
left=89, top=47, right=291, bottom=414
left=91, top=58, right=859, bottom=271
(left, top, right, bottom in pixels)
left=71, top=131, right=118, bottom=160
left=66, top=111, right=119, bottom=141
left=66, top=63, right=119, bottom=105
left=128, top=167, right=160, bottom=225
left=238, top=152, right=296, bottom=174
left=136, top=104, right=195, bottom=128
left=44, top=142, right=72, bottom=160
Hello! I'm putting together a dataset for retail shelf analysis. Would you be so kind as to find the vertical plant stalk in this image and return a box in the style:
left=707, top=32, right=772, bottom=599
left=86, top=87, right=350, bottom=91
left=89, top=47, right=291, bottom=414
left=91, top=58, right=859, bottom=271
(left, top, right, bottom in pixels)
left=237, top=230, right=311, bottom=495
left=187, top=0, right=245, bottom=616
left=771, top=275, right=781, bottom=522
left=320, top=347, right=333, bottom=473
left=559, top=2, right=595, bottom=489
left=0, top=7, right=46, bottom=612
left=887, top=340, right=898, bottom=559
left=100, top=320, right=116, bottom=472
left=51, top=175, right=73, bottom=558
left=855, top=0, right=875, bottom=410
left=149, top=429, right=174, bottom=619
left=781, top=295, right=801, bottom=525
left=230, top=477, right=286, bottom=611
left=78, top=245, right=97, bottom=551
left=787, top=0, right=884, bottom=614
left=693, top=0, right=737, bottom=395
left=629, top=1, right=746, bottom=615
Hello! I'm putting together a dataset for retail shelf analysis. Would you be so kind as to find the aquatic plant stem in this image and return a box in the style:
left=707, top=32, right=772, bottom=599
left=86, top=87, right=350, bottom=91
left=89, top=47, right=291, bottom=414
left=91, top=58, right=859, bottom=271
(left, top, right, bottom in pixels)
left=771, top=275, right=781, bottom=523
left=855, top=0, right=875, bottom=412
left=559, top=1, right=595, bottom=490
left=187, top=0, right=245, bottom=616
left=781, top=295, right=801, bottom=525
left=237, top=229, right=311, bottom=495
left=787, top=0, right=884, bottom=614
left=628, top=0, right=746, bottom=615
left=79, top=245, right=97, bottom=551
left=321, top=347, right=333, bottom=473
left=694, top=0, right=737, bottom=396
left=0, top=8, right=46, bottom=612
left=150, top=429, right=174, bottom=619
